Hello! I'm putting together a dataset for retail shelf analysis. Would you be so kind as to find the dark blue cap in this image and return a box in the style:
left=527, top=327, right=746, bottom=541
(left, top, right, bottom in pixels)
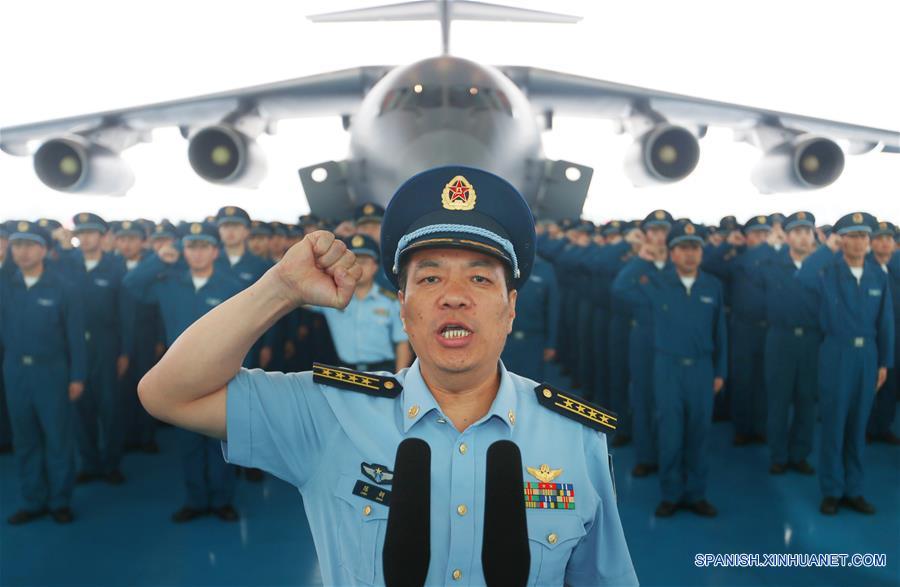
left=768, top=213, right=786, bottom=225
left=151, top=220, right=177, bottom=240
left=73, top=212, right=108, bottom=233
left=602, top=220, right=624, bottom=237
left=641, top=210, right=674, bottom=230
left=0, top=221, right=10, bottom=239
left=784, top=211, right=816, bottom=232
left=667, top=221, right=705, bottom=248
left=873, top=220, right=896, bottom=238
left=298, top=214, right=321, bottom=229
left=10, top=220, right=51, bottom=247
left=346, top=233, right=380, bottom=260
left=743, top=215, right=772, bottom=233
left=181, top=221, right=219, bottom=245
left=286, top=224, right=303, bottom=238
left=719, top=215, right=738, bottom=233
left=114, top=219, right=146, bottom=238
left=380, top=165, right=535, bottom=290
left=573, top=219, right=594, bottom=234
left=819, top=224, right=833, bottom=238
left=354, top=203, right=385, bottom=225
left=249, top=220, right=273, bottom=236
left=834, top=212, right=876, bottom=235
left=216, top=206, right=251, bottom=226
left=269, top=221, right=287, bottom=237
left=36, top=218, right=61, bottom=231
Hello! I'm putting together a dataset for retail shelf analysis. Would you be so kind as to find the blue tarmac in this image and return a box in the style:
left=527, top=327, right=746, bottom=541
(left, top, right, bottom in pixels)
left=1, top=401, right=898, bottom=586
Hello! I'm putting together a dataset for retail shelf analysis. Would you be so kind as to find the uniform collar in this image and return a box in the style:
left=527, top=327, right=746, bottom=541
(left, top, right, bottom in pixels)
left=400, top=359, right=519, bottom=433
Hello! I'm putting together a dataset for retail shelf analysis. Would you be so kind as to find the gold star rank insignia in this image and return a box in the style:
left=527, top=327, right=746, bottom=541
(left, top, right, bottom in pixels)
left=313, top=363, right=402, bottom=398
left=534, top=383, right=617, bottom=433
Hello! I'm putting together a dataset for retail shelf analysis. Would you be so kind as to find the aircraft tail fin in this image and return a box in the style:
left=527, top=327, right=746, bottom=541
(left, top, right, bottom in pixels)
left=308, top=0, right=580, bottom=55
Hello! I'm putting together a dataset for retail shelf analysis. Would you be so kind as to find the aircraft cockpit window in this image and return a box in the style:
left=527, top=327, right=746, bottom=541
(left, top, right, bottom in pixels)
left=379, top=86, right=512, bottom=116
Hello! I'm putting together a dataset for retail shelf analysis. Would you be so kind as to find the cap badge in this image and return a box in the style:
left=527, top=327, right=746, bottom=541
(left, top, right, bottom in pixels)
left=852, top=212, right=863, bottom=224
left=190, top=223, right=202, bottom=234
left=685, top=223, right=696, bottom=235
left=122, top=221, right=132, bottom=229
left=39, top=219, right=49, bottom=227
left=78, top=213, right=89, bottom=223
left=654, top=210, right=665, bottom=220
left=757, top=216, right=767, bottom=224
left=351, top=235, right=364, bottom=248
left=18, top=221, right=30, bottom=232
left=797, top=211, right=806, bottom=220
left=225, top=206, right=235, bottom=216
left=363, top=203, right=375, bottom=215
left=442, top=175, right=477, bottom=211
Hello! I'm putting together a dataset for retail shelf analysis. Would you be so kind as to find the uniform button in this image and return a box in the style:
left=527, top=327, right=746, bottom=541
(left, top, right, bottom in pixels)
left=363, top=505, right=372, bottom=517
left=547, top=533, right=558, bottom=545
left=452, top=569, right=462, bottom=581
left=458, top=443, right=468, bottom=455
left=456, top=504, right=467, bottom=516
left=542, top=388, right=552, bottom=399
left=407, top=405, right=420, bottom=418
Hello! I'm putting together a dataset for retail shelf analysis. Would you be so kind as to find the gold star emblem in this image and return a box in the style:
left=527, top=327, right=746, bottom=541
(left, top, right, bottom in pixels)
left=685, top=224, right=695, bottom=235
left=527, top=464, right=563, bottom=483
left=225, top=206, right=235, bottom=216
left=654, top=210, right=665, bottom=220
left=757, top=216, right=766, bottom=224
left=190, top=223, right=202, bottom=234
left=441, top=175, right=477, bottom=211
left=797, top=211, right=806, bottom=220
left=852, top=212, right=863, bottom=224
left=18, top=221, right=30, bottom=232
left=122, top=221, right=132, bottom=229
left=352, top=235, right=364, bottom=248
left=363, top=203, right=375, bottom=215
left=79, top=213, right=89, bottom=223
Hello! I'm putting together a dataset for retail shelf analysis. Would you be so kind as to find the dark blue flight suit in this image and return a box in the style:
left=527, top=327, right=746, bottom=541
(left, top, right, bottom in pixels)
left=59, top=250, right=129, bottom=478
left=704, top=241, right=768, bottom=440
left=1, top=266, right=86, bottom=512
left=797, top=246, right=894, bottom=499
left=0, top=257, right=15, bottom=450
left=613, top=258, right=671, bottom=469
left=123, top=254, right=243, bottom=512
left=120, top=252, right=165, bottom=450
left=502, top=255, right=559, bottom=381
left=616, top=260, right=728, bottom=504
left=867, top=250, right=900, bottom=439
left=746, top=245, right=821, bottom=467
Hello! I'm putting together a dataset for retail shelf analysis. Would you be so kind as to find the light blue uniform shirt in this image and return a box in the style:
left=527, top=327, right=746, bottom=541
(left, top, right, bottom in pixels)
left=223, top=360, right=638, bottom=586
left=310, top=286, right=407, bottom=364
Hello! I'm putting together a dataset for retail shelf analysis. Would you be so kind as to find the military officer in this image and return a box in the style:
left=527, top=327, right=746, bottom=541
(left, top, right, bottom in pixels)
left=866, top=220, right=900, bottom=444
left=62, top=213, right=129, bottom=485
left=704, top=215, right=771, bottom=445
left=307, top=234, right=411, bottom=373
left=123, top=222, right=244, bottom=522
left=797, top=212, right=894, bottom=515
left=136, top=166, right=638, bottom=586
left=501, top=253, right=559, bottom=382
left=247, top=220, right=273, bottom=260
left=743, top=212, right=820, bottom=474
left=615, top=221, right=727, bottom=517
left=2, top=222, right=86, bottom=524
left=149, top=220, right=177, bottom=253
left=612, top=209, right=674, bottom=478
left=116, top=220, right=163, bottom=453
left=0, top=222, right=12, bottom=453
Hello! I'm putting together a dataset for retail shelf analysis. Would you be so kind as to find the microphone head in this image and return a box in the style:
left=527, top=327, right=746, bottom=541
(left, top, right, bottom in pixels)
left=383, top=438, right=431, bottom=587
left=482, top=440, right=530, bottom=587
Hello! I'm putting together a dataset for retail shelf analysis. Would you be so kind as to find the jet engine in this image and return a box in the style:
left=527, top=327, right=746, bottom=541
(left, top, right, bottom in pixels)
left=187, top=125, right=266, bottom=187
left=33, top=136, right=134, bottom=195
left=623, top=123, right=700, bottom=187
left=751, top=135, right=844, bottom=193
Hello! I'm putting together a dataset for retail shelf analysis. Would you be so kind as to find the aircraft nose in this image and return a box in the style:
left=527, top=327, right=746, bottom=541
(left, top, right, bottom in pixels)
left=399, top=129, right=492, bottom=172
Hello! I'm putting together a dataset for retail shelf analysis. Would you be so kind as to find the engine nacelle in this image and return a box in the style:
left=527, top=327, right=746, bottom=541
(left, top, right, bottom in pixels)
left=33, top=136, right=134, bottom=195
left=624, top=124, right=700, bottom=187
left=188, top=125, right=266, bottom=187
left=751, top=135, right=844, bottom=193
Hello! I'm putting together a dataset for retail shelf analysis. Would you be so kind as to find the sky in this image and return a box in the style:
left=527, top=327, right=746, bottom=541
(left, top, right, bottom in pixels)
left=1, top=0, right=898, bottom=227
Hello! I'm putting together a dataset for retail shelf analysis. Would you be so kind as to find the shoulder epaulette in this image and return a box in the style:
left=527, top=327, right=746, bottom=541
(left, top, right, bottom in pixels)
left=313, top=363, right=402, bottom=398
left=534, top=382, right=617, bottom=434
left=378, top=287, right=398, bottom=300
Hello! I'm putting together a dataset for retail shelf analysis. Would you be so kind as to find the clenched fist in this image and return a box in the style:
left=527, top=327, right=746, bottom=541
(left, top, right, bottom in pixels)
left=271, top=231, right=363, bottom=309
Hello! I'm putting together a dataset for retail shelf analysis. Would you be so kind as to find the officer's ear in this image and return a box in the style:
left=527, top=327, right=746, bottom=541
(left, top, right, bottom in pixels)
left=397, top=290, right=408, bottom=332
left=506, top=289, right=517, bottom=333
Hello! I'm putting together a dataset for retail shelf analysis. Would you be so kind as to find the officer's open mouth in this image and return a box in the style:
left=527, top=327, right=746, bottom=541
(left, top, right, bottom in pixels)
left=438, top=323, right=473, bottom=340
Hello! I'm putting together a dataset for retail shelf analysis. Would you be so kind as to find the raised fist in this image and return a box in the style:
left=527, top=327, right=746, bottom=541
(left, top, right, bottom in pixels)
left=272, top=231, right=362, bottom=309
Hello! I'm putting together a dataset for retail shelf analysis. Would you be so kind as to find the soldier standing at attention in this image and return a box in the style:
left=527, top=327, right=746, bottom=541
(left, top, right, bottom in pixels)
left=797, top=212, right=894, bottom=515
left=2, top=222, right=86, bottom=525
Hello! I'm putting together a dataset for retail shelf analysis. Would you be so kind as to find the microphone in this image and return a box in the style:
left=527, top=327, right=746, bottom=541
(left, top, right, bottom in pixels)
left=383, top=438, right=431, bottom=587
left=482, top=440, right=530, bottom=587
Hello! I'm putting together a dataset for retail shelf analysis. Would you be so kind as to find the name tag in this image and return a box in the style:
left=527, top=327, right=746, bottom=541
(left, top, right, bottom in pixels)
left=205, top=297, right=223, bottom=306
left=700, top=296, right=714, bottom=304
left=37, top=298, right=55, bottom=307
left=869, top=289, right=882, bottom=297
left=239, top=272, right=254, bottom=282
left=94, top=278, right=110, bottom=287
left=353, top=480, right=391, bottom=505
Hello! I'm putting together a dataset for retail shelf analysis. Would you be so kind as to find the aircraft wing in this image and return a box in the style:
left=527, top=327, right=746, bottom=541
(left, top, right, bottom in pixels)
left=500, top=66, right=900, bottom=154
left=0, top=66, right=392, bottom=156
